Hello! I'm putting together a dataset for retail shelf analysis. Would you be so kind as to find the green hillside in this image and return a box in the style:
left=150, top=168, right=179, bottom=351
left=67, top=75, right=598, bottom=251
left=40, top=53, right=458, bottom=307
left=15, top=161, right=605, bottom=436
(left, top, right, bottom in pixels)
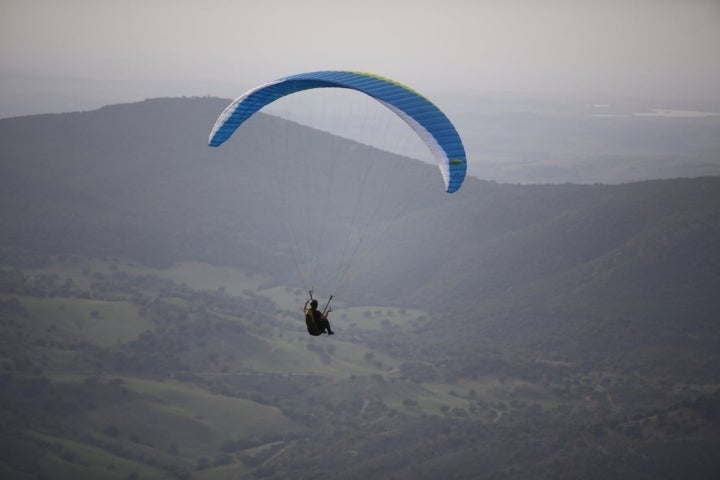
left=1, top=98, right=719, bottom=479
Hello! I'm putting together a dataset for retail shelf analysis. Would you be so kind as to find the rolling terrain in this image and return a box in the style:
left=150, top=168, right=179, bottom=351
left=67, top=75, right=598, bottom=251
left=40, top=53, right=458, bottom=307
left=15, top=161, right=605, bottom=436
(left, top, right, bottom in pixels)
left=1, top=98, right=719, bottom=479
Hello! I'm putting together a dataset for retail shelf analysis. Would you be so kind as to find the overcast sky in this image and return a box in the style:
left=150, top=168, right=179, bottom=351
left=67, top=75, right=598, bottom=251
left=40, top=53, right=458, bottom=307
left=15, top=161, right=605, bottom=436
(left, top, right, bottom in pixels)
left=2, top=0, right=719, bottom=110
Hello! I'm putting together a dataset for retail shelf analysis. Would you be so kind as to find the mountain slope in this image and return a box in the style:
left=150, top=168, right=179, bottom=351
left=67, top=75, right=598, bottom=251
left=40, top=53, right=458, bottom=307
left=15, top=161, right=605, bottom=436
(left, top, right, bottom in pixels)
left=3, top=99, right=717, bottom=296
left=2, top=97, right=719, bottom=328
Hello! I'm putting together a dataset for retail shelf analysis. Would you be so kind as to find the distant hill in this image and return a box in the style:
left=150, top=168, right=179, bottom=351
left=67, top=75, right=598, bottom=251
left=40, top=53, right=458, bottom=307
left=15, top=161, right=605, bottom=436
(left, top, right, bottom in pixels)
left=0, top=97, right=437, bottom=274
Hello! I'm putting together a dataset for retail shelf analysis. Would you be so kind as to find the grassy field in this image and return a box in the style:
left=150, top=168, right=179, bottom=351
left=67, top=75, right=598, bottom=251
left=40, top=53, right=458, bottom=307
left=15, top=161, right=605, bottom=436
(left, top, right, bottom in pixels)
left=29, top=432, right=169, bottom=480
left=4, top=255, right=560, bottom=423
left=18, top=295, right=148, bottom=347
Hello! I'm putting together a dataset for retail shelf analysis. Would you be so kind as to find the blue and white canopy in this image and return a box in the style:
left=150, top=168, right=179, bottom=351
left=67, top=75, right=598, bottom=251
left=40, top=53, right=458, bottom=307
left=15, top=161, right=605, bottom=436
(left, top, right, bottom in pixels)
left=208, top=71, right=466, bottom=193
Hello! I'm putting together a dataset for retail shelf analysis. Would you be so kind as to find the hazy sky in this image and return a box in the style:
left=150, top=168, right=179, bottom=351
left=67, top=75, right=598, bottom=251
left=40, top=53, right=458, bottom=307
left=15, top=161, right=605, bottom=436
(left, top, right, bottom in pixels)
left=2, top=0, right=719, bottom=109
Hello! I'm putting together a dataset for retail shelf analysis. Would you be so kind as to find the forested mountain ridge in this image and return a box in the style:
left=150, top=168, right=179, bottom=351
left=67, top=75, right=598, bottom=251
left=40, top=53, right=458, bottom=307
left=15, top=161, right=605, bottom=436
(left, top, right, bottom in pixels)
left=1, top=98, right=719, bottom=479
left=2, top=97, right=718, bottom=309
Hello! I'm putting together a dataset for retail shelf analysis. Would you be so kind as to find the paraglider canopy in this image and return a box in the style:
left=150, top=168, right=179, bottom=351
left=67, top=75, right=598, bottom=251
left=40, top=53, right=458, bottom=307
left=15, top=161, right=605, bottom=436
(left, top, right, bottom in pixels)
left=208, top=70, right=466, bottom=193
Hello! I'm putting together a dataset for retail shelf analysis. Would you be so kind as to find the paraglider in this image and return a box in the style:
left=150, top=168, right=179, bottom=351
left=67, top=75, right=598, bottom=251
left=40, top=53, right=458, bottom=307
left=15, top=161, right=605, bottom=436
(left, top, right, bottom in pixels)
left=208, top=71, right=467, bottom=335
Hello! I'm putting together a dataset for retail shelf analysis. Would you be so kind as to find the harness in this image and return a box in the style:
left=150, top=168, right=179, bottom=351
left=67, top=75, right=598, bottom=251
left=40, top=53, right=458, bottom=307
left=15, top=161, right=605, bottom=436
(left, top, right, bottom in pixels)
left=305, top=291, right=332, bottom=336
left=305, top=308, right=322, bottom=336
